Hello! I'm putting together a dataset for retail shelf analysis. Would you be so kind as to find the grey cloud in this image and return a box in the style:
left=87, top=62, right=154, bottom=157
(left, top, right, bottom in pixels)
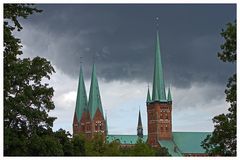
left=17, top=4, right=235, bottom=89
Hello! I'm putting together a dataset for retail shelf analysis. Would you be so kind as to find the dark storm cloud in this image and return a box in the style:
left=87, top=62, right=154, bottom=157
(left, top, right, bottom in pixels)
left=18, top=4, right=236, bottom=88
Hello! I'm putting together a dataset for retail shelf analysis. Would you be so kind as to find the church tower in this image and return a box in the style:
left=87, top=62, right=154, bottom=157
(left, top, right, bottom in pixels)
left=73, top=64, right=107, bottom=139
left=137, top=109, right=143, bottom=138
left=88, top=64, right=107, bottom=138
left=73, top=65, right=88, bottom=136
left=146, top=31, right=172, bottom=147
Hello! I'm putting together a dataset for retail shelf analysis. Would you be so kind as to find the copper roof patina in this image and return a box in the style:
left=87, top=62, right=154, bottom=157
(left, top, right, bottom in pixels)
left=146, top=86, right=151, bottom=103
left=74, top=66, right=88, bottom=122
left=167, top=87, right=172, bottom=102
left=152, top=31, right=167, bottom=102
left=88, top=64, right=104, bottom=119
left=107, top=132, right=211, bottom=156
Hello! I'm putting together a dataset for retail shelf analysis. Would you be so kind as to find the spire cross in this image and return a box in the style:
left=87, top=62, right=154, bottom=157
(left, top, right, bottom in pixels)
left=80, top=56, right=83, bottom=65
left=155, top=16, right=159, bottom=29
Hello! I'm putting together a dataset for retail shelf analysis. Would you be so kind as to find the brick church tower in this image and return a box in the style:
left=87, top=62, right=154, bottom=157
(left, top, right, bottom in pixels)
left=73, top=64, right=107, bottom=139
left=146, top=31, right=173, bottom=147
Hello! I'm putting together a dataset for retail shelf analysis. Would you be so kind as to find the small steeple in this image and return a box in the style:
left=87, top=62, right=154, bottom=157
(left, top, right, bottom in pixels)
left=146, top=85, right=151, bottom=103
left=167, top=86, right=172, bottom=102
left=88, top=63, right=103, bottom=119
left=137, top=108, right=143, bottom=138
left=74, top=65, right=88, bottom=122
left=152, top=30, right=166, bottom=102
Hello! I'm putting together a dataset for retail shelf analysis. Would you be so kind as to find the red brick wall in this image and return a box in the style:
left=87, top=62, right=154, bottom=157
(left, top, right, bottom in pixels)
left=73, top=108, right=107, bottom=140
left=72, top=112, right=79, bottom=136
left=80, top=111, right=92, bottom=139
left=147, top=101, right=172, bottom=147
left=92, top=108, right=106, bottom=138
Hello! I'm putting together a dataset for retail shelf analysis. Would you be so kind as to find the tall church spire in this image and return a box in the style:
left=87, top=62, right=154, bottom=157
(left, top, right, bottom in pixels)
left=88, top=63, right=103, bottom=119
left=137, top=108, right=143, bottom=138
left=74, top=66, right=88, bottom=121
left=152, top=30, right=166, bottom=101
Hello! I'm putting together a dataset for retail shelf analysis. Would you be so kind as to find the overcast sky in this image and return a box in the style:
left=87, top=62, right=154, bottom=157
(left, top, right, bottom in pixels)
left=16, top=4, right=236, bottom=135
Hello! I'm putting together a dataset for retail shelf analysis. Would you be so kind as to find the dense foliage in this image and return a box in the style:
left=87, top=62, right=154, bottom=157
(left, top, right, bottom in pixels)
left=201, top=21, right=236, bottom=156
left=4, top=4, right=58, bottom=155
left=63, top=133, right=170, bottom=156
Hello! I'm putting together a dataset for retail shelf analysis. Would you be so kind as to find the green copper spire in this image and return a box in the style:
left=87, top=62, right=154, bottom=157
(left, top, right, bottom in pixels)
left=146, top=86, right=151, bottom=102
left=88, top=64, right=103, bottom=119
left=75, top=66, right=88, bottom=122
left=152, top=30, right=166, bottom=101
left=167, top=86, right=172, bottom=102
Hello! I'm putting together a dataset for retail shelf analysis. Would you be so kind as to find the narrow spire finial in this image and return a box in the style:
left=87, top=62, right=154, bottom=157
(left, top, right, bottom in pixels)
left=155, top=16, right=159, bottom=29
left=80, top=56, right=83, bottom=66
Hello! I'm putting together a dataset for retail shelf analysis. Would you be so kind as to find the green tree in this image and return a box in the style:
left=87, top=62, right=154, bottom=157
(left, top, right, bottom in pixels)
left=54, top=128, right=73, bottom=156
left=85, top=133, right=106, bottom=156
left=72, top=134, right=86, bottom=156
left=104, top=140, right=121, bottom=156
left=201, top=21, right=236, bottom=156
left=28, top=133, right=63, bottom=156
left=4, top=4, right=56, bottom=155
left=132, top=138, right=155, bottom=156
